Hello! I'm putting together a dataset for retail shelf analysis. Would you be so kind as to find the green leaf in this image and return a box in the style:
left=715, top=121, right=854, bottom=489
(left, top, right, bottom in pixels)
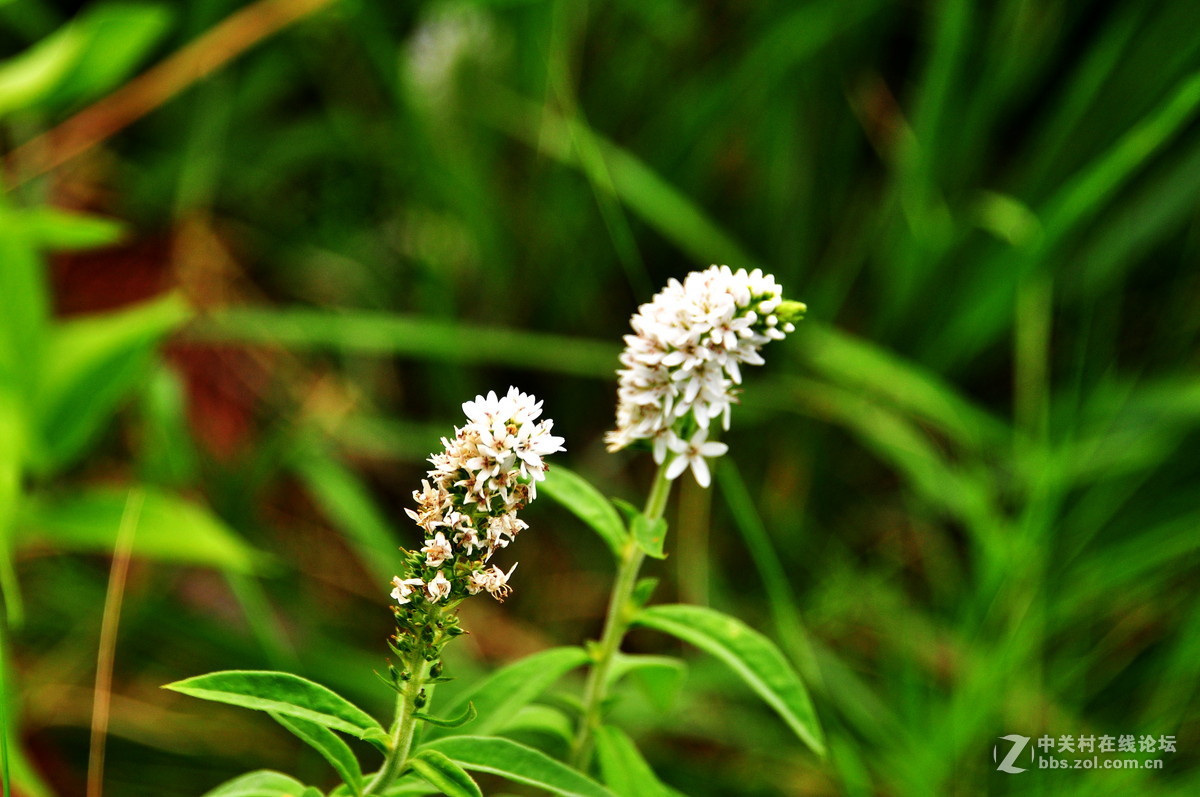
left=164, top=671, right=386, bottom=742
left=40, top=3, right=172, bottom=109
left=425, top=647, right=589, bottom=741
left=630, top=515, right=667, bottom=559
left=17, top=486, right=264, bottom=573
left=271, top=712, right=364, bottom=796
left=610, top=498, right=639, bottom=525
left=497, top=704, right=575, bottom=746
left=0, top=213, right=49, bottom=406
left=201, top=770, right=308, bottom=797
left=539, top=466, right=626, bottom=558
left=293, top=451, right=403, bottom=585
left=34, top=293, right=191, bottom=470
left=419, top=736, right=616, bottom=797
left=137, top=364, right=199, bottom=487
left=0, top=389, right=26, bottom=625
left=605, top=654, right=687, bottom=713
left=630, top=577, right=658, bottom=609
left=490, top=92, right=759, bottom=268
left=414, top=701, right=476, bottom=728
left=19, top=207, right=127, bottom=251
left=190, top=309, right=619, bottom=379
left=0, top=22, right=86, bottom=115
left=409, top=750, right=483, bottom=797
left=301, top=789, right=323, bottom=797
left=594, top=726, right=680, bottom=797
left=634, top=605, right=825, bottom=757
left=0, top=3, right=171, bottom=115
left=379, top=775, right=438, bottom=795
left=716, top=461, right=818, bottom=680
left=793, top=324, right=1006, bottom=452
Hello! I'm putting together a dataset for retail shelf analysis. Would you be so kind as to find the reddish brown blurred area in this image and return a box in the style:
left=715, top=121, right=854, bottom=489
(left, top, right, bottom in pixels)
left=51, top=227, right=268, bottom=462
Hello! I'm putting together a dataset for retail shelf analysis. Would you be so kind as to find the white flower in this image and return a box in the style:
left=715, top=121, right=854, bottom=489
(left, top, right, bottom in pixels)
left=454, top=525, right=482, bottom=556
left=405, top=479, right=450, bottom=532
left=664, top=429, right=728, bottom=488
left=483, top=514, right=526, bottom=560
left=608, top=266, right=802, bottom=482
left=466, top=570, right=491, bottom=595
left=390, top=576, right=425, bottom=605
left=427, top=570, right=452, bottom=602
left=466, top=563, right=517, bottom=601
left=420, top=531, right=453, bottom=567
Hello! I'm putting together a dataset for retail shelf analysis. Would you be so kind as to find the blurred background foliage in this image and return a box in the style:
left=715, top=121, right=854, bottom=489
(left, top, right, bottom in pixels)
left=0, top=0, right=1197, bottom=794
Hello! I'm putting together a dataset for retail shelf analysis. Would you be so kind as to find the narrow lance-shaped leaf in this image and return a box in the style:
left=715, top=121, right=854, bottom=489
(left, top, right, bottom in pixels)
left=419, top=736, right=617, bottom=797
left=605, top=654, right=687, bottom=713
left=425, top=646, right=589, bottom=741
left=271, top=712, right=365, bottom=796
left=190, top=309, right=619, bottom=379
left=634, top=604, right=825, bottom=757
left=539, top=466, right=627, bottom=558
left=377, top=775, right=440, bottom=795
left=497, top=704, right=576, bottom=747
left=409, top=750, right=483, bottom=797
left=413, top=701, right=476, bottom=728
left=164, top=671, right=387, bottom=744
left=34, top=293, right=190, bottom=470
left=17, top=487, right=264, bottom=574
left=294, top=451, right=404, bottom=584
left=16, top=207, right=127, bottom=251
left=201, top=770, right=308, bottom=797
left=595, top=726, right=682, bottom=797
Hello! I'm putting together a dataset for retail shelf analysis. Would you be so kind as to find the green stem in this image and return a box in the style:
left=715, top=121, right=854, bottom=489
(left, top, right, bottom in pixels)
left=366, top=656, right=431, bottom=795
left=570, top=461, right=673, bottom=769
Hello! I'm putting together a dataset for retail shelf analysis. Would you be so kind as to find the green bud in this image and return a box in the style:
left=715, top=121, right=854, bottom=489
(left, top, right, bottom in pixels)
left=776, top=299, right=807, bottom=324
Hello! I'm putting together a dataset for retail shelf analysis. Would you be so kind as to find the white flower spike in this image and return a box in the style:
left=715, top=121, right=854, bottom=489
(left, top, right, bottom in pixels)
left=390, top=387, right=563, bottom=607
left=607, top=265, right=803, bottom=485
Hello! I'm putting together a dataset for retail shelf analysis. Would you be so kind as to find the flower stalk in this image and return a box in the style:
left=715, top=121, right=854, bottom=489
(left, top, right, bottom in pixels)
left=370, top=387, right=563, bottom=791
left=365, top=655, right=432, bottom=794
left=570, top=462, right=672, bottom=768
left=573, top=265, right=804, bottom=769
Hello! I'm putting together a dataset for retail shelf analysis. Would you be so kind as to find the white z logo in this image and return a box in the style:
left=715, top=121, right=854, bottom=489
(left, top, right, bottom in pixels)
left=994, top=734, right=1031, bottom=773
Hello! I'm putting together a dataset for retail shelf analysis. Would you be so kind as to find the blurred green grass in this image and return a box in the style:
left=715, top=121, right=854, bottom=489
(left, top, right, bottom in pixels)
left=0, top=0, right=1198, bottom=795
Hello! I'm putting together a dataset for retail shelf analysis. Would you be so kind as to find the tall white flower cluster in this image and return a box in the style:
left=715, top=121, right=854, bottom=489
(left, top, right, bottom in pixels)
left=390, top=387, right=564, bottom=607
left=606, top=265, right=804, bottom=487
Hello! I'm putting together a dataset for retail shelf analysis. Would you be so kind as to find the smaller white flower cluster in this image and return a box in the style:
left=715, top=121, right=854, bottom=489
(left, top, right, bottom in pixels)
left=606, top=265, right=802, bottom=487
left=391, top=387, right=564, bottom=607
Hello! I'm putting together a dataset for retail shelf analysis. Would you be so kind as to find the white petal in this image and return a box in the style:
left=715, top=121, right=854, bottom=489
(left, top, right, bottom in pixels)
left=690, top=456, right=711, bottom=487
left=665, top=454, right=690, bottom=481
